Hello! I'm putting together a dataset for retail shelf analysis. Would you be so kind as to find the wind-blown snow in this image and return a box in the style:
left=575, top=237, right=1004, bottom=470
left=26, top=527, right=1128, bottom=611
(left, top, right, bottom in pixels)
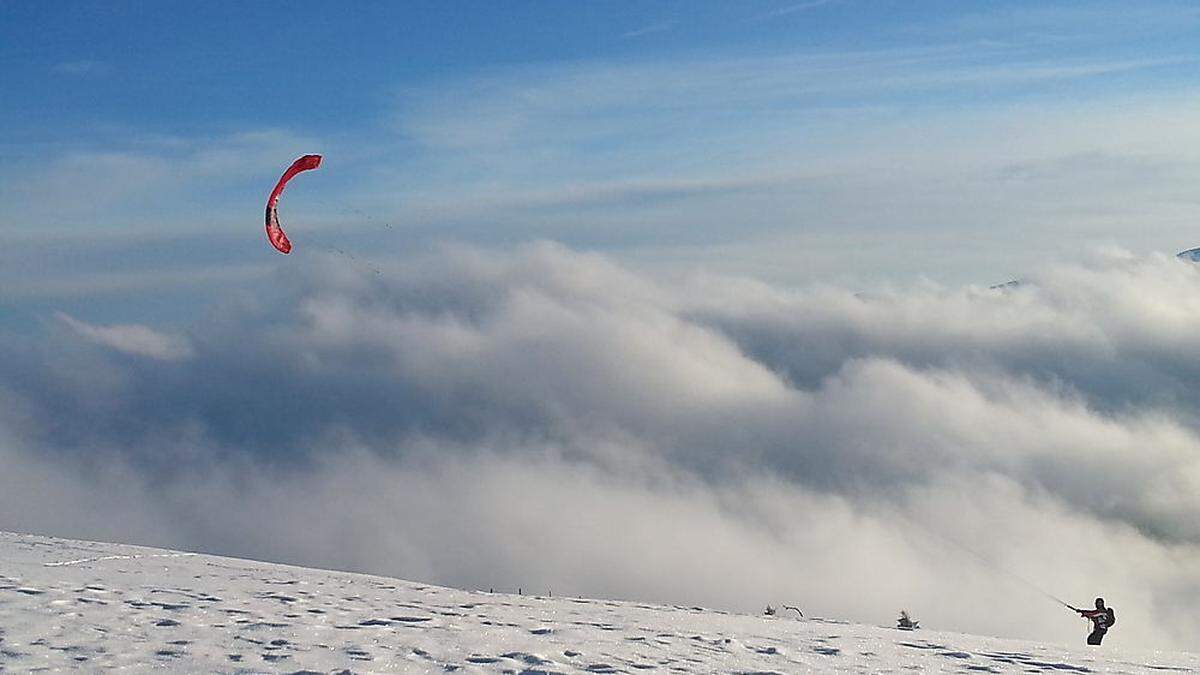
left=0, top=531, right=1194, bottom=673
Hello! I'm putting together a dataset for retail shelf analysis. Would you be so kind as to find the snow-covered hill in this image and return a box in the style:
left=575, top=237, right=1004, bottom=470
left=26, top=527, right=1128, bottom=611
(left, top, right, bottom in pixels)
left=0, top=531, right=1194, bottom=673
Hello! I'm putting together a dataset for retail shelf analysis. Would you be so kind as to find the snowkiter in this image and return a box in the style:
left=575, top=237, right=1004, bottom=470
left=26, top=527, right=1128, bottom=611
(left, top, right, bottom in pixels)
left=1074, top=597, right=1115, bottom=645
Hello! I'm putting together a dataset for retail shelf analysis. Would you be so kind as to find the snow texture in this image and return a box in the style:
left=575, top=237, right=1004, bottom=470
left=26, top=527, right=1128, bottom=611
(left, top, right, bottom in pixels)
left=0, top=531, right=1194, bottom=673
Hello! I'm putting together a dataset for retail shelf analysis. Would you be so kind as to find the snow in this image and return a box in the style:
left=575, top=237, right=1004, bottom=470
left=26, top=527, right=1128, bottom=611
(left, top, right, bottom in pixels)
left=0, top=531, right=1195, bottom=673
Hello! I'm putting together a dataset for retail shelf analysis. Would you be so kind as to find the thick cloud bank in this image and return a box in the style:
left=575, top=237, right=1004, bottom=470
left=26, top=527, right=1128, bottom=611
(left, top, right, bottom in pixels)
left=2, top=243, right=1199, bottom=649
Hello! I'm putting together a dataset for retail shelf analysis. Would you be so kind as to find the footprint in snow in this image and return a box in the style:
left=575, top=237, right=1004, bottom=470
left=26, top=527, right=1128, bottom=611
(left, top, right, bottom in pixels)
left=150, top=601, right=189, bottom=610
left=246, top=621, right=290, bottom=629
left=501, top=652, right=553, bottom=665
left=749, top=645, right=778, bottom=655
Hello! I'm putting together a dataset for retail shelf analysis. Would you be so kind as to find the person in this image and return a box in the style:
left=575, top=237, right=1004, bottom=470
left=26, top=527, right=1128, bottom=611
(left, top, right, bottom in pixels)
left=1074, top=597, right=1115, bottom=645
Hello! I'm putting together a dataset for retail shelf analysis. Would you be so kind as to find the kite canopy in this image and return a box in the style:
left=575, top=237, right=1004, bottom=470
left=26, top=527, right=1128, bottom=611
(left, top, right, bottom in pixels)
left=265, top=154, right=322, bottom=254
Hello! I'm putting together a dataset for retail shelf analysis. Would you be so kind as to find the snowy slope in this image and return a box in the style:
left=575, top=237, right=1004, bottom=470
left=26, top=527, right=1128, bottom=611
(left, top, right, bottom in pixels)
left=0, top=531, right=1194, bottom=674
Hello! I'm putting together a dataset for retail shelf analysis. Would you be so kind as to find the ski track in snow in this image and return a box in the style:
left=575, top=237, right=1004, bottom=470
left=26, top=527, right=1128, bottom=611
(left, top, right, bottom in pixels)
left=0, top=531, right=1195, bottom=673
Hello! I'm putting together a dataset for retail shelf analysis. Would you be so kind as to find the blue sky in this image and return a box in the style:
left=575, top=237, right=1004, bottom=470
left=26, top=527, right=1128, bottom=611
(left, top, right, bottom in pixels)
left=3, top=1, right=1200, bottom=325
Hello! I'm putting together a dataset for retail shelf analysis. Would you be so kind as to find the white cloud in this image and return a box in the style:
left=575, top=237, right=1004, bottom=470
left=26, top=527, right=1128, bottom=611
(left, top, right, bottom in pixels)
left=6, top=263, right=271, bottom=301
left=0, top=129, right=322, bottom=233
left=2, top=244, right=1200, bottom=649
left=9, top=30, right=1200, bottom=294
left=52, top=60, right=112, bottom=76
left=754, top=0, right=842, bottom=20
left=364, top=45, right=1200, bottom=288
left=55, top=311, right=193, bottom=360
left=621, top=20, right=676, bottom=39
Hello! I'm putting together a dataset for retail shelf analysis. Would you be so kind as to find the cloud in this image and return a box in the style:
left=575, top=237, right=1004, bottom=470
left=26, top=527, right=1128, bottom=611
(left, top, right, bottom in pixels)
left=370, top=44, right=1200, bottom=289
left=621, top=20, right=676, bottom=39
left=1, top=243, right=1200, bottom=649
left=754, top=0, right=842, bottom=20
left=7, top=262, right=270, bottom=301
left=52, top=60, right=112, bottom=76
left=8, top=27, right=1200, bottom=308
left=396, top=46, right=1196, bottom=157
left=934, top=3, right=1200, bottom=43
left=0, top=128, right=322, bottom=233
left=55, top=312, right=193, bottom=360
